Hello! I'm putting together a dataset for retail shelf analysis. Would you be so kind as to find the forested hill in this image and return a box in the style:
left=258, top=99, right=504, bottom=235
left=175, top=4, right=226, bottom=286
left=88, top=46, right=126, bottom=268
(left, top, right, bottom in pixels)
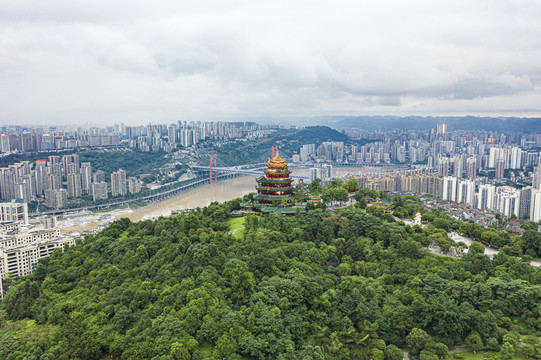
left=0, top=149, right=168, bottom=181
left=1, top=194, right=540, bottom=359
left=213, top=126, right=368, bottom=166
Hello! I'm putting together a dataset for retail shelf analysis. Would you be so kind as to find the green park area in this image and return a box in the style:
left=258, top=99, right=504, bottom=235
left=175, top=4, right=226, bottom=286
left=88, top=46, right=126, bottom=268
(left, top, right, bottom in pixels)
left=227, top=216, right=246, bottom=239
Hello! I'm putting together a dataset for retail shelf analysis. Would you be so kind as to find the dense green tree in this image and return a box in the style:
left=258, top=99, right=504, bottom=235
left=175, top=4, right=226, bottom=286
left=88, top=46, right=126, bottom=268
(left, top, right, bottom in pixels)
left=521, top=230, right=541, bottom=257
left=499, top=342, right=515, bottom=360
left=0, top=194, right=540, bottom=359
left=2, top=280, right=40, bottom=320
left=308, top=178, right=322, bottom=194
left=344, top=179, right=359, bottom=192
left=468, top=242, right=485, bottom=255
left=223, top=259, right=256, bottom=304
left=419, top=350, right=438, bottom=360
left=353, top=191, right=367, bottom=209
left=433, top=342, right=448, bottom=358
left=384, top=344, right=404, bottom=360
left=465, top=331, right=483, bottom=351
left=406, top=328, right=430, bottom=357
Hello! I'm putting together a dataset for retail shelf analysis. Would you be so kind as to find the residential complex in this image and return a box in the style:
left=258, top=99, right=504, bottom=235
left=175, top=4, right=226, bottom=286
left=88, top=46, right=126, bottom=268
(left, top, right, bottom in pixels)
left=0, top=227, right=77, bottom=279
left=354, top=171, right=541, bottom=221
left=0, top=201, right=77, bottom=280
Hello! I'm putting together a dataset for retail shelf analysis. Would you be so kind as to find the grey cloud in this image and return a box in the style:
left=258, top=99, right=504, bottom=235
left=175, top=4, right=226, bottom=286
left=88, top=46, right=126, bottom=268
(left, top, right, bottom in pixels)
left=0, top=0, right=540, bottom=125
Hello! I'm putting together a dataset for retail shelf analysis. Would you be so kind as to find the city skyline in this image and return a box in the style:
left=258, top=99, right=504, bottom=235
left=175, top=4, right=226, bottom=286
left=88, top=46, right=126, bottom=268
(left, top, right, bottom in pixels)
left=1, top=1, right=541, bottom=125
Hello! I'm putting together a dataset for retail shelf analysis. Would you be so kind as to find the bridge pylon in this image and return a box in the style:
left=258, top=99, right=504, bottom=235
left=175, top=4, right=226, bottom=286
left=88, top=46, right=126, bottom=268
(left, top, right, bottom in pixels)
left=209, top=154, right=217, bottom=184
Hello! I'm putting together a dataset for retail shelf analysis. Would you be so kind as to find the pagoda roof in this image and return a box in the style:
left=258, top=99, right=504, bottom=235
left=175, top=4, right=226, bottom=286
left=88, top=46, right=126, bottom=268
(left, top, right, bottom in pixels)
left=256, top=185, right=294, bottom=192
left=264, top=168, right=292, bottom=175
left=254, top=194, right=291, bottom=200
left=256, top=176, right=294, bottom=184
left=265, top=150, right=287, bottom=168
left=373, top=198, right=393, bottom=208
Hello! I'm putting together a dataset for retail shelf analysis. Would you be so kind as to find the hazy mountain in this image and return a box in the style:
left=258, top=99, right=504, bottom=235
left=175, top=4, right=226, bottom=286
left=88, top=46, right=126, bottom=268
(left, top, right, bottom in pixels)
left=251, top=116, right=541, bottom=133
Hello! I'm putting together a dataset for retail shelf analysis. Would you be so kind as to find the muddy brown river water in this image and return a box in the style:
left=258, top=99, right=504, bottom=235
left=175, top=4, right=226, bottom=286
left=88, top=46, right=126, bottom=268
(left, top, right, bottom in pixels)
left=60, top=166, right=399, bottom=233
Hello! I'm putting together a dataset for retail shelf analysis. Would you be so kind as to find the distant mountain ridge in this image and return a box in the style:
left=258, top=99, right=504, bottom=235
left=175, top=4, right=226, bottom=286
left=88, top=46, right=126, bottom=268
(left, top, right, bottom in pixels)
left=324, top=116, right=541, bottom=132
left=250, top=115, right=541, bottom=133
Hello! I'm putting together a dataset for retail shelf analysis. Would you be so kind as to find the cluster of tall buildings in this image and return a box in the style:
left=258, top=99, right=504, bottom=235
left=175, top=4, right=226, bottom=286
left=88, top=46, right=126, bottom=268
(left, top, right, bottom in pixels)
left=290, top=126, right=541, bottom=209
left=294, top=142, right=392, bottom=164
left=0, top=154, right=141, bottom=209
left=294, top=141, right=405, bottom=164
left=0, top=131, right=120, bottom=152
left=358, top=171, right=443, bottom=197
left=473, top=183, right=541, bottom=221
left=356, top=170, right=541, bottom=221
left=431, top=145, right=539, bottom=179
left=309, top=165, right=333, bottom=184
left=0, top=121, right=271, bottom=154
left=344, top=126, right=541, bottom=172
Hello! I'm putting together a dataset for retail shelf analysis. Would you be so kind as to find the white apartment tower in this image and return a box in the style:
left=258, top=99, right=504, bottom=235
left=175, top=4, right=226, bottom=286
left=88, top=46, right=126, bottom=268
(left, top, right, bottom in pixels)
left=111, top=169, right=127, bottom=196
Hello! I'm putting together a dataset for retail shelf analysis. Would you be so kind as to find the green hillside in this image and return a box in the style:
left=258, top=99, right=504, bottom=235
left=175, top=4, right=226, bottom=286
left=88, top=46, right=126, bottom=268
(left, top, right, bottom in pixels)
left=212, top=126, right=369, bottom=166
left=0, top=149, right=169, bottom=181
left=0, top=193, right=540, bottom=359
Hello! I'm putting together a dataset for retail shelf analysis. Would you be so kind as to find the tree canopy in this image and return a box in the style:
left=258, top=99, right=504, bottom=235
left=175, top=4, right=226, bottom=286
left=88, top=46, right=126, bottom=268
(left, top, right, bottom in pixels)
left=0, top=192, right=540, bottom=359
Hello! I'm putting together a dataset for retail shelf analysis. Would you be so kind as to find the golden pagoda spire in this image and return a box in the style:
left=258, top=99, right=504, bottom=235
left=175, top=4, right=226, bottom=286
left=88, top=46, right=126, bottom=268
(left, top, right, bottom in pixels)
left=266, top=149, right=286, bottom=168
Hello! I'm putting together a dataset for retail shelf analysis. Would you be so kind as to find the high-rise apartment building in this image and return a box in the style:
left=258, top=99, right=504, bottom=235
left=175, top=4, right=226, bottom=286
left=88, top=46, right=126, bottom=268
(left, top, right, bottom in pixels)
left=494, top=187, right=520, bottom=217
left=438, top=156, right=449, bottom=177
left=510, top=147, right=522, bottom=169
left=457, top=180, right=475, bottom=206
left=180, top=129, right=193, bottom=147
left=128, top=177, right=142, bottom=194
left=33, top=160, right=47, bottom=196
left=0, top=168, right=16, bottom=200
left=442, top=176, right=457, bottom=202
left=309, top=168, right=319, bottom=182
left=321, top=165, right=332, bottom=181
left=531, top=189, right=541, bottom=222
left=519, top=187, right=533, bottom=219
left=452, top=155, right=463, bottom=178
left=466, top=157, right=477, bottom=179
left=62, top=154, right=79, bottom=179
left=495, top=158, right=505, bottom=178
left=0, top=134, right=10, bottom=153
left=45, top=189, right=68, bottom=209
left=168, top=125, right=177, bottom=143
left=92, top=182, right=108, bottom=201
left=478, top=184, right=495, bottom=210
left=489, top=147, right=501, bottom=168
left=80, top=162, right=92, bottom=195
left=436, top=124, right=446, bottom=135
left=67, top=172, right=82, bottom=197
left=93, top=170, right=106, bottom=183
left=111, top=169, right=127, bottom=196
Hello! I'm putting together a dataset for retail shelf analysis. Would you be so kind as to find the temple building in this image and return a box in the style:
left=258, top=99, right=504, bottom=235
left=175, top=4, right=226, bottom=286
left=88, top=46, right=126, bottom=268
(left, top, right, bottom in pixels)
left=242, top=149, right=320, bottom=214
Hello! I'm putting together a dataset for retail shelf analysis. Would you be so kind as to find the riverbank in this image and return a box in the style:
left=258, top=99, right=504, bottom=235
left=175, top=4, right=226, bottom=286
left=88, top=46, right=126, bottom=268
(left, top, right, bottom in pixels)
left=60, top=175, right=258, bottom=233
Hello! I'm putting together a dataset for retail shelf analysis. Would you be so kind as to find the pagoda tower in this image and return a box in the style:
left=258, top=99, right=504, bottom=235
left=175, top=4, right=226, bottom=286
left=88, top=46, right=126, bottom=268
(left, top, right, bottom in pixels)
left=253, top=150, right=294, bottom=206
left=241, top=148, right=321, bottom=214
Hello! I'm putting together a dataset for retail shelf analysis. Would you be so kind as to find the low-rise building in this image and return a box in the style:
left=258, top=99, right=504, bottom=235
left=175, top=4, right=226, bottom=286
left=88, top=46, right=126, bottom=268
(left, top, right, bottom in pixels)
left=0, top=228, right=77, bottom=279
left=0, top=200, right=28, bottom=224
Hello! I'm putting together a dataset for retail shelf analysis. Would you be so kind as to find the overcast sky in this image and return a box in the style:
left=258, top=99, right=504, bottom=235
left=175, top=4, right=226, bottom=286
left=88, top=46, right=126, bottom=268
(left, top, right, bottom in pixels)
left=1, top=0, right=540, bottom=126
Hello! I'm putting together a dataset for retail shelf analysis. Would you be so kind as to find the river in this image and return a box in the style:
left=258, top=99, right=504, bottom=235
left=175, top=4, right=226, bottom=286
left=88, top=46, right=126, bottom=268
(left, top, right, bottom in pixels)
left=59, top=165, right=401, bottom=233
left=60, top=175, right=258, bottom=233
